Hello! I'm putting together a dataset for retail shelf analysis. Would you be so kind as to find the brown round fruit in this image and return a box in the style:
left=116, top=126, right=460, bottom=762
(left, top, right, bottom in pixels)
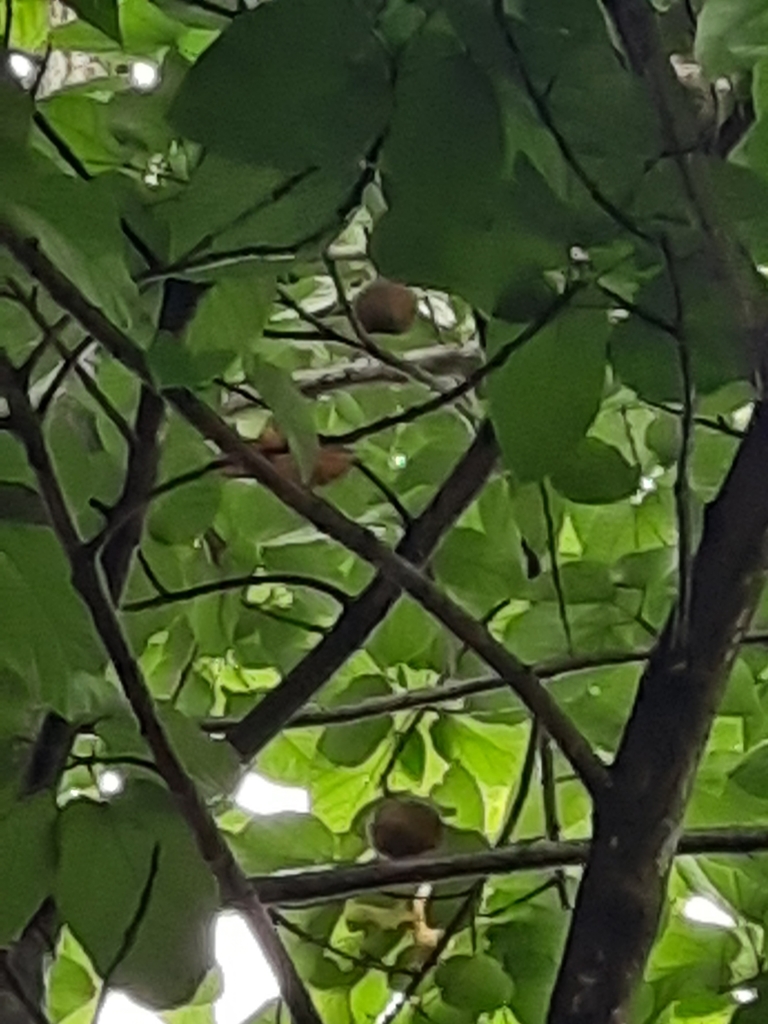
left=369, top=797, right=443, bottom=859
left=353, top=278, right=418, bottom=335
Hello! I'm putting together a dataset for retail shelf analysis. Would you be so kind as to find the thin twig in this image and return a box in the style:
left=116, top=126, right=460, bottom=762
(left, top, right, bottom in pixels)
left=540, top=482, right=573, bottom=655
left=89, top=460, right=222, bottom=555
left=276, top=285, right=367, bottom=355
left=154, top=167, right=317, bottom=284
left=36, top=337, right=94, bottom=417
left=52, top=335, right=135, bottom=448
left=2, top=0, right=11, bottom=48
left=101, top=388, right=165, bottom=601
left=597, top=282, right=677, bottom=335
left=539, top=734, right=570, bottom=910
left=201, top=649, right=649, bottom=732
left=67, top=753, right=161, bottom=776
left=497, top=720, right=540, bottom=846
left=354, top=460, right=413, bottom=528
left=492, top=3, right=654, bottom=244
left=220, top=343, right=482, bottom=405
left=273, top=911, right=418, bottom=980
left=124, top=572, right=350, bottom=612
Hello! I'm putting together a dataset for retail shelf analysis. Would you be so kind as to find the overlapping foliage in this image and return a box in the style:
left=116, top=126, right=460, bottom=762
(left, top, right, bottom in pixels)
left=3, top=0, right=768, bottom=1022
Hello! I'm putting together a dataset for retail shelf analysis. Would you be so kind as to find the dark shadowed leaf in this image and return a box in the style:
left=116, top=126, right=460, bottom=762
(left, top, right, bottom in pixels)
left=551, top=437, right=640, bottom=504
left=170, top=0, right=391, bottom=170
left=487, top=308, right=609, bottom=482
left=55, top=781, right=218, bottom=1008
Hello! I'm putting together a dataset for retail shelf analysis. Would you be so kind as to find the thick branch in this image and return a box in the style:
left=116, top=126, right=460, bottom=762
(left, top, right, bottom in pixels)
left=548, top=399, right=768, bottom=1024
left=539, top=0, right=768, bottom=1018
left=248, top=827, right=768, bottom=907
left=0, top=361, right=320, bottom=1024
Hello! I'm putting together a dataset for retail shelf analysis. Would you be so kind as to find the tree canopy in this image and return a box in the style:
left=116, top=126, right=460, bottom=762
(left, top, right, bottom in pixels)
left=3, top=0, right=768, bottom=1023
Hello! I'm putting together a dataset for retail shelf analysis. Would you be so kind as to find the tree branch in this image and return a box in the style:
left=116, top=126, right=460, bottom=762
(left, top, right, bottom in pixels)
left=548, top=409, right=768, bottom=1023
left=284, top=342, right=481, bottom=399
left=0, top=222, right=607, bottom=795
left=101, top=387, right=165, bottom=602
left=247, top=827, right=768, bottom=907
left=225, top=422, right=498, bottom=757
left=0, top=358, right=321, bottom=1024
left=201, top=650, right=648, bottom=731
left=538, top=0, right=768, bottom=1015
left=123, top=572, right=349, bottom=612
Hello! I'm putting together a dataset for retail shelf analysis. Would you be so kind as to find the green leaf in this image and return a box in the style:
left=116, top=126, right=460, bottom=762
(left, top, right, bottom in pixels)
left=55, top=781, right=218, bottom=1009
left=488, top=906, right=569, bottom=1024
left=368, top=598, right=445, bottom=670
left=0, top=794, right=57, bottom=944
left=0, top=526, right=104, bottom=709
left=487, top=308, right=609, bottom=482
left=148, top=330, right=229, bottom=388
left=66, top=0, right=121, bottom=42
left=319, top=675, right=392, bottom=768
left=436, top=523, right=522, bottom=611
left=731, top=740, right=768, bottom=798
left=380, top=34, right=504, bottom=226
left=695, top=0, right=768, bottom=75
left=149, top=471, right=222, bottom=545
left=550, top=437, right=640, bottom=504
left=398, top=728, right=426, bottom=783
left=431, top=718, right=527, bottom=788
left=645, top=414, right=681, bottom=467
left=432, top=764, right=485, bottom=831
left=436, top=954, right=514, bottom=1014
left=7, top=0, right=48, bottom=50
left=610, top=255, right=750, bottom=401
left=170, top=0, right=391, bottom=170
left=47, top=953, right=97, bottom=1024
left=186, top=274, right=275, bottom=365
left=0, top=83, right=32, bottom=146
left=372, top=33, right=564, bottom=313
left=1, top=166, right=143, bottom=335
left=157, top=703, right=241, bottom=800
left=229, top=812, right=335, bottom=873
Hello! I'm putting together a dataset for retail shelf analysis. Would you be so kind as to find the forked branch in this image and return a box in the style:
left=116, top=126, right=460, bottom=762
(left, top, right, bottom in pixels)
left=0, top=222, right=608, bottom=798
